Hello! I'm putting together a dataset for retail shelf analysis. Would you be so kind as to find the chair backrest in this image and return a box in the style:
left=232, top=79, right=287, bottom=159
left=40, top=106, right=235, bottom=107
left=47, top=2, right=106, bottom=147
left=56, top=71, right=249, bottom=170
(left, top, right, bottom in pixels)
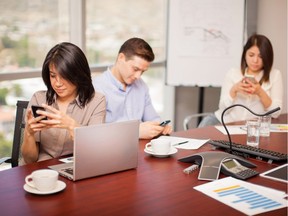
left=11, top=100, right=29, bottom=167
left=183, top=112, right=212, bottom=130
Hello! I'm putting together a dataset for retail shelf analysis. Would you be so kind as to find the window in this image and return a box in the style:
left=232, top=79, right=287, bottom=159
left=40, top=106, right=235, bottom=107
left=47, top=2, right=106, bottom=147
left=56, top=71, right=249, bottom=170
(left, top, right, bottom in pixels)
left=0, top=0, right=69, bottom=158
left=86, top=0, right=166, bottom=64
left=0, top=0, right=69, bottom=72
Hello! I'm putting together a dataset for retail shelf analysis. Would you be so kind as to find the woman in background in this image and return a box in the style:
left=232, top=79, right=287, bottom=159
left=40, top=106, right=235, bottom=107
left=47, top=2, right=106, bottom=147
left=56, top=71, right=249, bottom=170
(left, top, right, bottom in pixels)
left=21, top=42, right=106, bottom=164
left=198, top=34, right=283, bottom=127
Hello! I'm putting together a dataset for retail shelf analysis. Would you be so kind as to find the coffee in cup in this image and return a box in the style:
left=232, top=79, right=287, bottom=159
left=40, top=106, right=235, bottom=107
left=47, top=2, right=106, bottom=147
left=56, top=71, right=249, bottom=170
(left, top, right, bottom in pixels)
left=145, top=138, right=171, bottom=154
left=25, top=169, right=59, bottom=192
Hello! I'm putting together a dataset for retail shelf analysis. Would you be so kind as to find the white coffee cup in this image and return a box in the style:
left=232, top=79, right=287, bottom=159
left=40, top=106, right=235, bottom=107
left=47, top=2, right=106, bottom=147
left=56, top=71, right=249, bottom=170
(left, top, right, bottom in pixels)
left=145, top=138, right=171, bottom=154
left=25, top=169, right=59, bottom=192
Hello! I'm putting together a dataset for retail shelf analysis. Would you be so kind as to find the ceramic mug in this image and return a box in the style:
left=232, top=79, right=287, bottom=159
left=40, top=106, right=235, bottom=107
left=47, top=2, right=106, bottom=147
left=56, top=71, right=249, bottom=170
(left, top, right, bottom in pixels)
left=25, top=169, right=59, bottom=192
left=145, top=138, right=171, bottom=154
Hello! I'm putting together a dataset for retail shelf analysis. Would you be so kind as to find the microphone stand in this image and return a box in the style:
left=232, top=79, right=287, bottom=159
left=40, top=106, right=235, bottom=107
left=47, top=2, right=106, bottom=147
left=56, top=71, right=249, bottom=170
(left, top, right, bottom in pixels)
left=220, top=104, right=280, bottom=154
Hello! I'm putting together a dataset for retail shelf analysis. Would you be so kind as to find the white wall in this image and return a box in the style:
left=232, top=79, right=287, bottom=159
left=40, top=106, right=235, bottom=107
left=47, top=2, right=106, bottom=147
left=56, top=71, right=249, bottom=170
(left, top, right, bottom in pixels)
left=257, top=0, right=287, bottom=113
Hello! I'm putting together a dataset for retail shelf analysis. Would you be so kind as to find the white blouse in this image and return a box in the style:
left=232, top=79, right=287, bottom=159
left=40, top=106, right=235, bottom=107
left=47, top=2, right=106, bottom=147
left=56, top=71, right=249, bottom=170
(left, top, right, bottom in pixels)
left=214, top=68, right=283, bottom=123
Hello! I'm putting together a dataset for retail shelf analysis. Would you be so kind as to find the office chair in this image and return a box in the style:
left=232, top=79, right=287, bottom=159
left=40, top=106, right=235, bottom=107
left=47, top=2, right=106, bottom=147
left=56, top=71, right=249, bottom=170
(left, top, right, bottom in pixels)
left=183, top=112, right=212, bottom=130
left=0, top=100, right=29, bottom=167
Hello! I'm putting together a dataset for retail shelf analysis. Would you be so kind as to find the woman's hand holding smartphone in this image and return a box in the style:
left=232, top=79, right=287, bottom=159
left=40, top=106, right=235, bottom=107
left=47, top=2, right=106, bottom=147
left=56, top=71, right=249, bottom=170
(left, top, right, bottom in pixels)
left=31, top=105, right=48, bottom=120
left=244, top=75, right=256, bottom=84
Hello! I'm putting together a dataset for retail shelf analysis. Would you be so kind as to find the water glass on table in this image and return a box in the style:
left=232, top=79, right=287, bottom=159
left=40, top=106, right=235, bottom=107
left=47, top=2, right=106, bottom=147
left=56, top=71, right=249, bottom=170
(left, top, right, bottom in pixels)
left=260, top=115, right=271, bottom=137
left=246, top=118, right=260, bottom=147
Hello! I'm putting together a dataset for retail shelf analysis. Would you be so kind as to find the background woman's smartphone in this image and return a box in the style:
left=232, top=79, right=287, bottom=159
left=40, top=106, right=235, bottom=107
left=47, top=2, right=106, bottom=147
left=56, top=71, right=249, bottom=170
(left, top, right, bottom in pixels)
left=31, top=105, right=47, bottom=120
left=244, top=75, right=256, bottom=83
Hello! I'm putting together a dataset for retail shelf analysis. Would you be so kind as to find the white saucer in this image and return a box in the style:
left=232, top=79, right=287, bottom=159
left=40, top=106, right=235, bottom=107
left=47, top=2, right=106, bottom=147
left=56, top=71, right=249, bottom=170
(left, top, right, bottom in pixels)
left=23, top=180, right=66, bottom=195
left=144, top=146, right=178, bottom=158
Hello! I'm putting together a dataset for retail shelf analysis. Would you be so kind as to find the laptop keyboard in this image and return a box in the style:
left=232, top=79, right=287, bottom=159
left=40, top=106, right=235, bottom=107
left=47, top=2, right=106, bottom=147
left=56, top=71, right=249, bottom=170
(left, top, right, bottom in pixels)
left=62, top=168, right=74, bottom=175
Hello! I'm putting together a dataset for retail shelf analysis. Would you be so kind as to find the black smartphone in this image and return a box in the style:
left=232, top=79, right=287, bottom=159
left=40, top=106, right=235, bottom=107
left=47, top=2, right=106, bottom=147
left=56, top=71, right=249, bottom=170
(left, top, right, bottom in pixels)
left=31, top=105, right=47, bottom=120
left=160, top=120, right=171, bottom=126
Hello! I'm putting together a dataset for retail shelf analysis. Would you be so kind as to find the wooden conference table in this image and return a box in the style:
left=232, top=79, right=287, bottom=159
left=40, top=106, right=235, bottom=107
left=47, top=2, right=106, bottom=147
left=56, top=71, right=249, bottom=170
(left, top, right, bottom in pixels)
left=0, top=115, right=287, bottom=216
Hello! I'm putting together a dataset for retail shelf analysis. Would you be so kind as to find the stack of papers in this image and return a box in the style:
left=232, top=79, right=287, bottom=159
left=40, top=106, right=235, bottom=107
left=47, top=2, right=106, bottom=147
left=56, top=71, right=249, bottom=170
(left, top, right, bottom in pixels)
left=157, top=136, right=209, bottom=150
left=194, top=177, right=287, bottom=215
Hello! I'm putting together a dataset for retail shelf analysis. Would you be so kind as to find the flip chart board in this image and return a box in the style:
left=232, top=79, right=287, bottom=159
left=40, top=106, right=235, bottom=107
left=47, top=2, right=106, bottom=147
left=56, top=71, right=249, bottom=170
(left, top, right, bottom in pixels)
left=166, top=0, right=245, bottom=86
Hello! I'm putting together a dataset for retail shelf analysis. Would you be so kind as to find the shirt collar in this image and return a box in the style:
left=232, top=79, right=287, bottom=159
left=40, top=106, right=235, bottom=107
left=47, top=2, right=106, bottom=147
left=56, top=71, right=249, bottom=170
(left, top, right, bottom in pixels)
left=53, top=92, right=81, bottom=108
left=107, top=66, right=130, bottom=92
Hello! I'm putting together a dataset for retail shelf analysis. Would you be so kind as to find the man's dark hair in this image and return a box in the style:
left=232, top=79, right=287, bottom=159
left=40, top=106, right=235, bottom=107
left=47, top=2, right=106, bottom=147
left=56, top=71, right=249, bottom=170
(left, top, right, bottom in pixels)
left=118, top=37, right=155, bottom=62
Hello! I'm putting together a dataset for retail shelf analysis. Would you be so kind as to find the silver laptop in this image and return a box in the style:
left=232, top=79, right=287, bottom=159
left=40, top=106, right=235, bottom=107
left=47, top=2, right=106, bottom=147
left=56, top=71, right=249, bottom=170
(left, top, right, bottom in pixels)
left=49, top=120, right=139, bottom=181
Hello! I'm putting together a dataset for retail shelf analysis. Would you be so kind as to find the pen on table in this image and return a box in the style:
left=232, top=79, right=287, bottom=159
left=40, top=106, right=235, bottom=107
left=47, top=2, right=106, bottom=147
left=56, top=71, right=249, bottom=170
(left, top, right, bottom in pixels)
left=173, top=141, right=189, bottom=146
left=240, top=126, right=247, bottom=131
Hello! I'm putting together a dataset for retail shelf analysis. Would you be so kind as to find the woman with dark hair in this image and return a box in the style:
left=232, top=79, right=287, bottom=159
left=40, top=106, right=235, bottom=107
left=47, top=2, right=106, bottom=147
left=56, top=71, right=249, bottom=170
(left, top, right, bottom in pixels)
left=21, top=42, right=106, bottom=164
left=199, top=34, right=283, bottom=127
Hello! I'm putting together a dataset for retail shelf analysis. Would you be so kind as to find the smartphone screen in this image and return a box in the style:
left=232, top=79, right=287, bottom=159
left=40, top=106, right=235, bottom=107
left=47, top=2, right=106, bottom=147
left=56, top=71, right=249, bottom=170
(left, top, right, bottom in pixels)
left=244, top=75, right=256, bottom=83
left=31, top=105, right=47, bottom=120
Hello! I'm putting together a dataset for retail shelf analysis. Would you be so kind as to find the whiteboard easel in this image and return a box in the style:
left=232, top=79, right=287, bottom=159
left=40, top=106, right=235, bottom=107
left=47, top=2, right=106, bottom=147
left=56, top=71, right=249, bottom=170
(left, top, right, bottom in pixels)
left=166, top=0, right=245, bottom=87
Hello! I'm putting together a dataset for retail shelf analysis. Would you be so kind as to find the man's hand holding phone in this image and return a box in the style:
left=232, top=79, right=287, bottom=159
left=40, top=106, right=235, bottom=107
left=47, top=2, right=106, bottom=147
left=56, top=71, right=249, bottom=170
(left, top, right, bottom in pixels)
left=160, top=120, right=171, bottom=127
left=159, top=120, right=172, bottom=136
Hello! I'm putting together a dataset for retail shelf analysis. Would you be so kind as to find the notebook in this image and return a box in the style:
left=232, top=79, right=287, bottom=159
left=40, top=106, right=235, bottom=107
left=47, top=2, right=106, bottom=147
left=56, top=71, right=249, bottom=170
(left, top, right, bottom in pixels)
left=49, top=120, right=139, bottom=181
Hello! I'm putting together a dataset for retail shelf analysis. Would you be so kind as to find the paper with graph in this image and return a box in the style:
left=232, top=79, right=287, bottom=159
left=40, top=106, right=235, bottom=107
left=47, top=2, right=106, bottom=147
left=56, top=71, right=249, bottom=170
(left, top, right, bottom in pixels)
left=194, top=177, right=287, bottom=215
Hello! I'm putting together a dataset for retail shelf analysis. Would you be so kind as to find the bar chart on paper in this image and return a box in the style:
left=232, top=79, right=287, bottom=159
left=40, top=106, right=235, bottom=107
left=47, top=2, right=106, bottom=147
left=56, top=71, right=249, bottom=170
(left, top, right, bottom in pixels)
left=216, top=185, right=282, bottom=210
left=194, top=177, right=287, bottom=215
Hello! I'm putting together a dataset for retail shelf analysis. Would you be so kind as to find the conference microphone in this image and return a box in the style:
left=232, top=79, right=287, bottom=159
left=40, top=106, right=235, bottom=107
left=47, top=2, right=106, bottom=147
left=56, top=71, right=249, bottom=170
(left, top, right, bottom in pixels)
left=220, top=104, right=280, bottom=154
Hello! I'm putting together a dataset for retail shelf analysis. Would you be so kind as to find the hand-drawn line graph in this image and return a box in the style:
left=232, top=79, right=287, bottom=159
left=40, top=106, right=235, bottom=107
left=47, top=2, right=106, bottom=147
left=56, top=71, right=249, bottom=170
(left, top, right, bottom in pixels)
left=176, top=0, right=236, bottom=57
left=182, top=26, right=230, bottom=56
left=166, top=0, right=245, bottom=86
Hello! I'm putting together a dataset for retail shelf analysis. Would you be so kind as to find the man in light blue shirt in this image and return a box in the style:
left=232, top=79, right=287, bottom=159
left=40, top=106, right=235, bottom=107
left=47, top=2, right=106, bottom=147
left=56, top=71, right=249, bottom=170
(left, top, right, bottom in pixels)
left=93, top=38, right=172, bottom=139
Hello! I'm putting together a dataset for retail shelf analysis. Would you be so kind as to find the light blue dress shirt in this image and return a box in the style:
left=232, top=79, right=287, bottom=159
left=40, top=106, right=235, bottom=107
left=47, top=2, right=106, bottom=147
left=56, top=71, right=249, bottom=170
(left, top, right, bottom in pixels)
left=93, top=67, right=160, bottom=123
